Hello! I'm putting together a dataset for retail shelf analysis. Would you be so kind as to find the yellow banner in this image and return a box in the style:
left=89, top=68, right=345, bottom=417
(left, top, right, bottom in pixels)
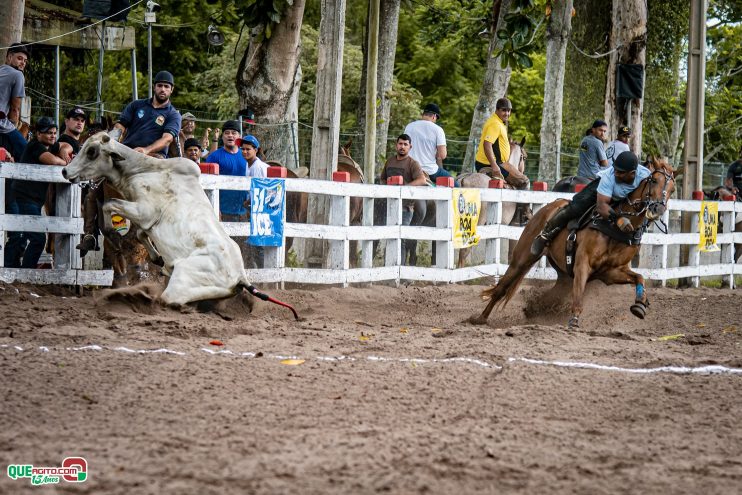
left=452, top=188, right=481, bottom=248
left=699, top=201, right=720, bottom=252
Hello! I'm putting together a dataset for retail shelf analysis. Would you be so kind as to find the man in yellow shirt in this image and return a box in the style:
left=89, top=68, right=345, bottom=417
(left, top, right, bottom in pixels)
left=474, top=98, right=527, bottom=188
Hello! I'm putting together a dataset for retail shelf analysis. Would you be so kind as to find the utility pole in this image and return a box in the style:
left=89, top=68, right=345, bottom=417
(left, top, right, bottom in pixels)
left=363, top=0, right=380, bottom=181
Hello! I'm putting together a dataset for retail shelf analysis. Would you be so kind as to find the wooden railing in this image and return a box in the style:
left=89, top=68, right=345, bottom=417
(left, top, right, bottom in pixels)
left=1, top=162, right=740, bottom=288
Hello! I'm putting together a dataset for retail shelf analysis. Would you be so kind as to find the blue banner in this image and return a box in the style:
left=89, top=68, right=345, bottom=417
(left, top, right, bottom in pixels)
left=248, top=178, right=285, bottom=247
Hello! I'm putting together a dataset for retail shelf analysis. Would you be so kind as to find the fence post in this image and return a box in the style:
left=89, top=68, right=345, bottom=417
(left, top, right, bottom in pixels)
left=53, top=181, right=81, bottom=270
left=329, top=172, right=350, bottom=286
left=532, top=182, right=549, bottom=271
left=361, top=195, right=375, bottom=270
left=720, top=194, right=735, bottom=288
left=435, top=177, right=454, bottom=270
left=385, top=177, right=403, bottom=281
left=690, top=192, right=703, bottom=288
left=262, top=167, right=287, bottom=278
left=485, top=180, right=503, bottom=271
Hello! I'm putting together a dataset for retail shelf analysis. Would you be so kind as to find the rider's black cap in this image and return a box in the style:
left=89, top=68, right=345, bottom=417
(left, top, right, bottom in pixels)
left=614, top=151, right=639, bottom=172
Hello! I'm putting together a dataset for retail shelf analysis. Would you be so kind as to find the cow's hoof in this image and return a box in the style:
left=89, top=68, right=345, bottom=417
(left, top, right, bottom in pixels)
left=630, top=303, right=646, bottom=319
left=469, top=315, right=488, bottom=325
left=568, top=316, right=579, bottom=329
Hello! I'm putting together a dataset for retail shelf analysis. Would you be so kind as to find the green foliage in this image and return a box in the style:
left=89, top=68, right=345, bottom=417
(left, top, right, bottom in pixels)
left=505, top=52, right=545, bottom=144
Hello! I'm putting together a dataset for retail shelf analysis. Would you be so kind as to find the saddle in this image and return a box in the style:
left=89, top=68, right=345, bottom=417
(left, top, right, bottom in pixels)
left=563, top=205, right=646, bottom=277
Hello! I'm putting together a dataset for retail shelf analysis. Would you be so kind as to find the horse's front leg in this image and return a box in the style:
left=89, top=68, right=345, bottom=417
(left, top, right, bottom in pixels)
left=569, top=259, right=591, bottom=329
left=600, top=266, right=648, bottom=319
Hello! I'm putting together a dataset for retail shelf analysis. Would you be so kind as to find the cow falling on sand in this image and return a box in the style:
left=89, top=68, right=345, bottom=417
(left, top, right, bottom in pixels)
left=62, top=132, right=298, bottom=318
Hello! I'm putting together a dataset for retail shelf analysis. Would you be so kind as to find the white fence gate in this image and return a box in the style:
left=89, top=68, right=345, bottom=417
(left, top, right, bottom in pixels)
left=1, top=162, right=740, bottom=289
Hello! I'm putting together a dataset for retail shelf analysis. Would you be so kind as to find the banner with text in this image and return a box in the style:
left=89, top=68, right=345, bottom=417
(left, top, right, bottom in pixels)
left=452, top=188, right=481, bottom=249
left=698, top=201, right=719, bottom=252
left=249, top=178, right=285, bottom=247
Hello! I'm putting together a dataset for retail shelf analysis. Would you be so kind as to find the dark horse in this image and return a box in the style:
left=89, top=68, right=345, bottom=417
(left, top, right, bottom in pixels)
left=471, top=157, right=675, bottom=328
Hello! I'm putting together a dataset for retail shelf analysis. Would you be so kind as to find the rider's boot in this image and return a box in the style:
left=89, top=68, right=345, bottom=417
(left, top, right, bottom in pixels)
left=76, top=190, right=99, bottom=257
left=530, top=207, right=573, bottom=256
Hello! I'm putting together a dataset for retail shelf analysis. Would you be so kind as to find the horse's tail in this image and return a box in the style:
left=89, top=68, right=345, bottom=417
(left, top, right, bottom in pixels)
left=480, top=200, right=567, bottom=309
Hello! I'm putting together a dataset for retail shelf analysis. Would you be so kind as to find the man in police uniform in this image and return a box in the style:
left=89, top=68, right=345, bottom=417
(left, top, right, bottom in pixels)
left=724, top=146, right=742, bottom=200
left=109, top=71, right=182, bottom=158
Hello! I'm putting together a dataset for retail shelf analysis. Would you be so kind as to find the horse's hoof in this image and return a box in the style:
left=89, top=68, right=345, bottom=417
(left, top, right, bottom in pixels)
left=469, top=315, right=488, bottom=325
left=568, top=316, right=579, bottom=329
left=630, top=303, right=646, bottom=319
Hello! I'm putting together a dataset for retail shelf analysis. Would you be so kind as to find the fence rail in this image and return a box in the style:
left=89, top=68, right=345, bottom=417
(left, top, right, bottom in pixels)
left=1, top=162, right=740, bottom=289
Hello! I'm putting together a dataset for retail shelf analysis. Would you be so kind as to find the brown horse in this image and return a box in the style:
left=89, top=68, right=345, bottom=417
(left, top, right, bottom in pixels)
left=471, top=157, right=675, bottom=329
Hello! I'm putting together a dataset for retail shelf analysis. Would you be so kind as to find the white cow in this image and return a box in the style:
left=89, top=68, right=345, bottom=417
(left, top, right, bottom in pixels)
left=63, top=132, right=251, bottom=306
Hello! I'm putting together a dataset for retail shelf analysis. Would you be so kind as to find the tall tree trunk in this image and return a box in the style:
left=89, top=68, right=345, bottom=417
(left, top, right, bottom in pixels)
left=307, top=0, right=346, bottom=266
left=374, top=0, right=401, bottom=174
left=237, top=0, right=306, bottom=170
left=462, top=0, right=513, bottom=171
left=538, top=0, right=573, bottom=184
left=0, top=0, right=24, bottom=61
left=604, top=0, right=647, bottom=156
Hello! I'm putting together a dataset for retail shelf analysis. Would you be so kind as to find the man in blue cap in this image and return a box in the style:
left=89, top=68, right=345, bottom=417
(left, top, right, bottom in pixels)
left=531, top=151, right=650, bottom=255
left=240, top=134, right=268, bottom=178
left=109, top=70, right=182, bottom=158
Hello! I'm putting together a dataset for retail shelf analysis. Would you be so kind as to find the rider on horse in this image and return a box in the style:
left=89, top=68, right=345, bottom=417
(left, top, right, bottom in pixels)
left=531, top=151, right=648, bottom=255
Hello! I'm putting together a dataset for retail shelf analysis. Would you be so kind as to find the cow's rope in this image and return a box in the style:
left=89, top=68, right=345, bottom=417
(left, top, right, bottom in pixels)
left=246, top=285, right=300, bottom=320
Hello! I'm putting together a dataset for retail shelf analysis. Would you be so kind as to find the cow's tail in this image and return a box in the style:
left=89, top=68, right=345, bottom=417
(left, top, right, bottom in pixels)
left=239, top=282, right=300, bottom=320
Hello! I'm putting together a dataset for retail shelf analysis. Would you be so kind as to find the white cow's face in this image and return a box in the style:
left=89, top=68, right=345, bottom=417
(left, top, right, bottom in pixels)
left=63, top=132, right=125, bottom=183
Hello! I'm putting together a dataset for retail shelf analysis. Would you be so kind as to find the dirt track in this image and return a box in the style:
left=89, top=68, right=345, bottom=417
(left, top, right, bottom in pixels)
left=1, top=281, right=741, bottom=494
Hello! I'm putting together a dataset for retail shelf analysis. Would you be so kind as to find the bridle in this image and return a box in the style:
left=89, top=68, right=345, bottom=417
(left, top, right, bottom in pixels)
left=617, top=166, right=675, bottom=233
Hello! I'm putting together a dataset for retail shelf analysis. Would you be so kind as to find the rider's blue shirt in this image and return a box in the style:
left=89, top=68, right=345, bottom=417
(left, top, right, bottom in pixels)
left=597, top=165, right=651, bottom=200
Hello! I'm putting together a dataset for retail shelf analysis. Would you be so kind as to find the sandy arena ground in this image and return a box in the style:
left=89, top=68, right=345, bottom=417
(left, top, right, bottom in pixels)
left=1, top=279, right=741, bottom=494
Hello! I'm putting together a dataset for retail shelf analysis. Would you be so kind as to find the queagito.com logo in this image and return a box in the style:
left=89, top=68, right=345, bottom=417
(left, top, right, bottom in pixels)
left=7, top=457, right=88, bottom=485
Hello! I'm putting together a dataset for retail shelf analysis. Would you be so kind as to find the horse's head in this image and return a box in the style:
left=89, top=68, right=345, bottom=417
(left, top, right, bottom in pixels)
left=507, top=137, right=527, bottom=174
left=62, top=132, right=126, bottom=184
left=640, top=156, right=676, bottom=220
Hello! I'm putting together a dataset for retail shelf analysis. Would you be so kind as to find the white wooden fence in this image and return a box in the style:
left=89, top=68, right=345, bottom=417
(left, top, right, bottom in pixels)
left=1, top=162, right=740, bottom=288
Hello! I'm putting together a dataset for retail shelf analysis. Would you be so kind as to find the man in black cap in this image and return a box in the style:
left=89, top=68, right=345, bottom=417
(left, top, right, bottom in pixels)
left=576, top=119, right=609, bottom=179
left=0, top=43, right=30, bottom=162
left=531, top=151, right=650, bottom=255
left=109, top=70, right=182, bottom=158
left=51, top=106, right=87, bottom=161
left=183, top=137, right=203, bottom=164
left=404, top=103, right=454, bottom=183
left=5, top=117, right=69, bottom=268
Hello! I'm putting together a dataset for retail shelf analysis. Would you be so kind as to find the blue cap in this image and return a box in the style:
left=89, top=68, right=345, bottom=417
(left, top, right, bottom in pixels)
left=239, top=134, right=259, bottom=149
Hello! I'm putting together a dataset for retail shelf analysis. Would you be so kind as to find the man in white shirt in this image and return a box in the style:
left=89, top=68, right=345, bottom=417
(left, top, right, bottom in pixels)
left=404, top=103, right=454, bottom=184
left=606, top=126, right=631, bottom=167
left=240, top=134, right=268, bottom=177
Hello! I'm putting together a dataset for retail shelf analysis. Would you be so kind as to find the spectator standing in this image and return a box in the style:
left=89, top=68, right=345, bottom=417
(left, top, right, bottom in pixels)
left=240, top=135, right=268, bottom=178
left=606, top=126, right=632, bottom=167
left=183, top=137, right=202, bottom=165
left=576, top=120, right=609, bottom=179
left=239, top=134, right=268, bottom=268
left=0, top=43, right=30, bottom=162
left=109, top=71, right=181, bottom=158
left=206, top=120, right=251, bottom=263
left=173, top=111, right=197, bottom=157
left=5, top=117, right=68, bottom=268
left=404, top=103, right=454, bottom=183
